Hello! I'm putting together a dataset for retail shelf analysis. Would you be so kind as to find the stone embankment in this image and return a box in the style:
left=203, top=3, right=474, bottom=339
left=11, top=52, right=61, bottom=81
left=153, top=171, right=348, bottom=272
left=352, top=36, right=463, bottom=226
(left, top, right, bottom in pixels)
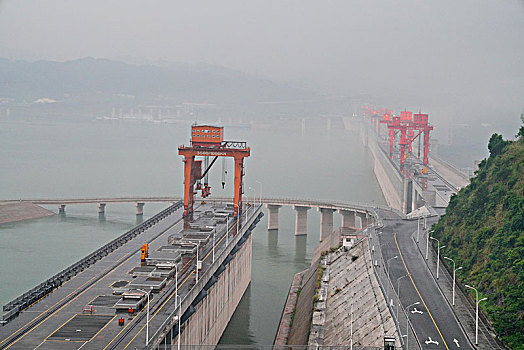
left=309, top=236, right=399, bottom=347
left=0, top=202, right=54, bottom=224
left=275, top=227, right=400, bottom=347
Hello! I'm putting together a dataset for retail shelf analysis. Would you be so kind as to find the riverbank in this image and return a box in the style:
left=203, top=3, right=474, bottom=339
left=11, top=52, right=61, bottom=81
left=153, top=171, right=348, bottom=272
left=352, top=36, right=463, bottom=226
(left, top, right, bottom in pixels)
left=0, top=202, right=54, bottom=224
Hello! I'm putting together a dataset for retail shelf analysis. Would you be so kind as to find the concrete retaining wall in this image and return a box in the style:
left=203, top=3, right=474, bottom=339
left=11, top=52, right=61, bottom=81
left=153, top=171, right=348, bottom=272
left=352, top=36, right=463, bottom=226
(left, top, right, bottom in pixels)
left=176, top=235, right=253, bottom=346
left=286, top=259, right=320, bottom=345
left=310, top=238, right=400, bottom=347
left=367, top=134, right=405, bottom=213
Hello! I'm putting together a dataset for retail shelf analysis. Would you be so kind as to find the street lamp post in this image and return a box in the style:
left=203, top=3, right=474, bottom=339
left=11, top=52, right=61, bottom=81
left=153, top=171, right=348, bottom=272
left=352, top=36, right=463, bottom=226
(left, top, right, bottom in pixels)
left=437, top=244, right=446, bottom=279
left=425, top=230, right=429, bottom=260
left=386, top=256, right=398, bottom=301
left=237, top=213, right=240, bottom=236
left=177, top=296, right=181, bottom=350
left=189, top=242, right=200, bottom=283
left=212, top=228, right=216, bottom=263
left=248, top=187, right=256, bottom=212
left=465, top=284, right=487, bottom=345
left=196, top=242, right=199, bottom=282
left=396, top=274, right=409, bottom=320
left=172, top=263, right=180, bottom=350
left=429, top=237, right=445, bottom=279
left=137, top=289, right=151, bottom=346
left=350, top=302, right=353, bottom=350
left=405, top=301, right=420, bottom=350
left=226, top=215, right=229, bottom=246
left=417, top=216, right=420, bottom=243
left=444, top=257, right=462, bottom=306
left=255, top=180, right=262, bottom=205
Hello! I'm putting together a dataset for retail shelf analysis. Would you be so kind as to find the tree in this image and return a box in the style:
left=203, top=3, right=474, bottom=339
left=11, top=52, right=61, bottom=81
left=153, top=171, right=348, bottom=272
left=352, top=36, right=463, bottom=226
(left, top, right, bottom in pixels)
left=517, top=111, right=524, bottom=138
left=488, top=133, right=507, bottom=156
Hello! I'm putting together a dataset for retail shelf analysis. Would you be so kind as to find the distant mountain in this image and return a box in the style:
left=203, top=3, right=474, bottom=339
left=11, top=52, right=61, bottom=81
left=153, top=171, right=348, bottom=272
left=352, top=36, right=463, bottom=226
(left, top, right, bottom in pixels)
left=0, top=57, right=312, bottom=106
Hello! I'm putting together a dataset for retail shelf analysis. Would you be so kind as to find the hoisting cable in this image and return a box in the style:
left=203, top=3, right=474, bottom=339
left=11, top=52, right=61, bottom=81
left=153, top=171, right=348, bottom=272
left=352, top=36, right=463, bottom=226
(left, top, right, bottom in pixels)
left=204, top=156, right=209, bottom=186
left=222, top=157, right=226, bottom=189
left=199, top=156, right=219, bottom=180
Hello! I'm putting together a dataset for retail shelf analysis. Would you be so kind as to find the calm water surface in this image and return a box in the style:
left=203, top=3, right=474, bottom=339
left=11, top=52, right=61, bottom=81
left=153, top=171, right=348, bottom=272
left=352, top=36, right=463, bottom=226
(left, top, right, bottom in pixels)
left=0, top=119, right=385, bottom=345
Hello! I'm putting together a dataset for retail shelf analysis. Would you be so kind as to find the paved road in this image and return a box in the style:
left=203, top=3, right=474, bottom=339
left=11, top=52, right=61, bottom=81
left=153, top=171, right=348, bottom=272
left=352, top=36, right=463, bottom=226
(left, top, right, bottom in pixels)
left=377, top=214, right=473, bottom=350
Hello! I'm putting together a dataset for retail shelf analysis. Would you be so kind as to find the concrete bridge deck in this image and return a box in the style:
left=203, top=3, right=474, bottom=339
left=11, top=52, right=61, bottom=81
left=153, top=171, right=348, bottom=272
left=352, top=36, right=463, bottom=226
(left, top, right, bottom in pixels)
left=1, top=197, right=401, bottom=243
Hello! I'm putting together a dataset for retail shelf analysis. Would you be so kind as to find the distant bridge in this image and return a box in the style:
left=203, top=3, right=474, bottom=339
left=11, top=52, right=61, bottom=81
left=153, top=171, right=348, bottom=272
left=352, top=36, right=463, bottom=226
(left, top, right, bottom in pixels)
left=1, top=197, right=402, bottom=239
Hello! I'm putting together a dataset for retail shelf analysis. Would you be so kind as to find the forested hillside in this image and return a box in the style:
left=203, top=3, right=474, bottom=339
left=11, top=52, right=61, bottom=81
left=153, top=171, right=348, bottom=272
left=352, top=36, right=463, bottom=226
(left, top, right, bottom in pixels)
left=432, top=120, right=524, bottom=349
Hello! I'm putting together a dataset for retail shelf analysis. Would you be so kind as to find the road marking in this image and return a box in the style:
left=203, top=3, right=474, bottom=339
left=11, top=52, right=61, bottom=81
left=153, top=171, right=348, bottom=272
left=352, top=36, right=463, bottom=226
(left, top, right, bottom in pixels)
left=411, top=307, right=423, bottom=314
left=33, top=339, right=46, bottom=350
left=425, top=337, right=439, bottom=345
left=76, top=341, right=89, bottom=349
left=43, top=313, right=77, bottom=342
left=453, top=338, right=461, bottom=347
left=394, top=233, right=449, bottom=350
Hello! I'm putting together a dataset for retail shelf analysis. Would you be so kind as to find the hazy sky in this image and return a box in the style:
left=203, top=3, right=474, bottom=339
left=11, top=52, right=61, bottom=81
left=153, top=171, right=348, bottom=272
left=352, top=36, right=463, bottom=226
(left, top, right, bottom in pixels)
left=1, top=0, right=523, bottom=126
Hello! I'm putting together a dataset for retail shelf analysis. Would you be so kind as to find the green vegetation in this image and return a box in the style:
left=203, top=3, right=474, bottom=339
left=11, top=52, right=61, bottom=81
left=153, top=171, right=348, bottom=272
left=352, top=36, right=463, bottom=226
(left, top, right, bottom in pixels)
left=432, top=119, right=524, bottom=349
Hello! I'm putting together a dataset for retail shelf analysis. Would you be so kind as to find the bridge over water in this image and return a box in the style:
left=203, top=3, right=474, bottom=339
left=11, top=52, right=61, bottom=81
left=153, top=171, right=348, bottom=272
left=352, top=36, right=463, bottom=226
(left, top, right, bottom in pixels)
left=1, top=197, right=401, bottom=241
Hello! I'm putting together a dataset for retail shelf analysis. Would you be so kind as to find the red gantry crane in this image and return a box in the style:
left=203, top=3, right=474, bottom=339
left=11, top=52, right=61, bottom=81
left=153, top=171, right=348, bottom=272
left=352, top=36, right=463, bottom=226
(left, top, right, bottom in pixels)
left=178, top=125, right=250, bottom=218
left=362, top=106, right=434, bottom=174
left=385, top=110, right=433, bottom=171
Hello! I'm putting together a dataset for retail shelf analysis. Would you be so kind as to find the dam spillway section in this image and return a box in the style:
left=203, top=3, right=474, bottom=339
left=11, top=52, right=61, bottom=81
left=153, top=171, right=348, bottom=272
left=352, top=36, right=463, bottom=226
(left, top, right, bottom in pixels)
left=0, top=200, right=264, bottom=350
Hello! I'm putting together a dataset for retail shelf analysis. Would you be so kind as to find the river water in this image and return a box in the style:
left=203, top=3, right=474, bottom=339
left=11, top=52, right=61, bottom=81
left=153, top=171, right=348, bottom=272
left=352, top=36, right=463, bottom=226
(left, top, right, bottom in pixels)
left=0, top=119, right=385, bottom=345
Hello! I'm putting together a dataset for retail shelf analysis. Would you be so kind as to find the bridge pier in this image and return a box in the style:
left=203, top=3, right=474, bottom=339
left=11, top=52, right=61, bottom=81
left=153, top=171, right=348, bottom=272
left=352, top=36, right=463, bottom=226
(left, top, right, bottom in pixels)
left=338, top=209, right=356, bottom=229
left=266, top=204, right=281, bottom=230
left=356, top=212, right=368, bottom=229
left=58, top=204, right=66, bottom=214
left=402, top=179, right=413, bottom=214
left=318, top=208, right=335, bottom=241
left=97, top=203, right=106, bottom=214
left=293, top=205, right=311, bottom=236
left=412, top=189, right=423, bottom=211
left=135, top=202, right=145, bottom=216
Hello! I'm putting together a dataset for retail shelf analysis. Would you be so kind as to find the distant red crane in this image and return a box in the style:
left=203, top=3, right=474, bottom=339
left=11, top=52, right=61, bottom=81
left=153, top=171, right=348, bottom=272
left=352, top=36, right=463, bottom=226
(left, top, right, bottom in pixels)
left=363, top=107, right=434, bottom=173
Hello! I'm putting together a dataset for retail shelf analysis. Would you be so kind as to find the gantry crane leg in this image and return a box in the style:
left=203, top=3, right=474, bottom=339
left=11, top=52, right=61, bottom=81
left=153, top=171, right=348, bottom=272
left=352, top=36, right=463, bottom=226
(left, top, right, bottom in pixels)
left=233, top=157, right=244, bottom=218
left=183, top=155, right=194, bottom=217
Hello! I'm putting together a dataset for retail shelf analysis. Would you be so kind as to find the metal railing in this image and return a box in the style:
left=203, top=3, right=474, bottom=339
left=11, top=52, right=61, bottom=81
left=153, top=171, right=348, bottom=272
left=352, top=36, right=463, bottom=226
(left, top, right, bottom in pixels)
left=149, top=346, right=401, bottom=350
left=1, top=201, right=183, bottom=323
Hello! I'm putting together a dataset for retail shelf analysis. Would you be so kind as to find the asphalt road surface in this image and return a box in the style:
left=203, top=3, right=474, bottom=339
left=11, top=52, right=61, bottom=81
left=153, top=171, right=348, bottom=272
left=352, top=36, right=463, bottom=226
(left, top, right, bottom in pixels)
left=377, top=214, right=473, bottom=350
